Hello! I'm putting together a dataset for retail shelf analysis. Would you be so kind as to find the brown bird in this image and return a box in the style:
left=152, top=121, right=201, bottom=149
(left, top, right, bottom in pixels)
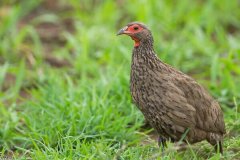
left=117, top=22, right=225, bottom=153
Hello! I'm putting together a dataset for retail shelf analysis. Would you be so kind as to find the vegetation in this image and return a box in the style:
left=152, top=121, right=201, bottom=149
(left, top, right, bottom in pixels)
left=0, top=0, right=239, bottom=159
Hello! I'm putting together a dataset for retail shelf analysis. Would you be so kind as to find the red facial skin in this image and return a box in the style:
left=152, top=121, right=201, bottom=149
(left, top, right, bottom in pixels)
left=123, top=24, right=144, bottom=47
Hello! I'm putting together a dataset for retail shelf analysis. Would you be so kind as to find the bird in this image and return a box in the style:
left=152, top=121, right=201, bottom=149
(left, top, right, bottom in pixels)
left=117, top=22, right=226, bottom=153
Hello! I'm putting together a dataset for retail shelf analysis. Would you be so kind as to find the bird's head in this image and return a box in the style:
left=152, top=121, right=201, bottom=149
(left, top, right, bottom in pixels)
left=117, top=22, right=153, bottom=47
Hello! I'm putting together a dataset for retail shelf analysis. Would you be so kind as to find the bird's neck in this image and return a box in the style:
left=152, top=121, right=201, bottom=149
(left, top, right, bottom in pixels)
left=133, top=39, right=155, bottom=59
left=132, top=38, right=163, bottom=70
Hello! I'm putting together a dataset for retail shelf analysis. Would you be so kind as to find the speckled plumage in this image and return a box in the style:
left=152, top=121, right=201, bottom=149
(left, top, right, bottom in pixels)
left=118, top=22, right=225, bottom=153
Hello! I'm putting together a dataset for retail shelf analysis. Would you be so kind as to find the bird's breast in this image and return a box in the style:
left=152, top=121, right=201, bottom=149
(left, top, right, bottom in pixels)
left=130, top=61, right=153, bottom=106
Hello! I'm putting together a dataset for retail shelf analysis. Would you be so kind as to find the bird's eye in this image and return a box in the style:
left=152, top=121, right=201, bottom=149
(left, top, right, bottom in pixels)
left=133, top=27, right=139, bottom=30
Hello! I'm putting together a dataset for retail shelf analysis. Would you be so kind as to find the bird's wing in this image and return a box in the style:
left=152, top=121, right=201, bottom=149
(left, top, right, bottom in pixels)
left=148, top=72, right=197, bottom=138
left=169, top=74, right=226, bottom=134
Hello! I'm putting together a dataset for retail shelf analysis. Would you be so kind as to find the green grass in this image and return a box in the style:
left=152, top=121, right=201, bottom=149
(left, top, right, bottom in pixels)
left=0, top=0, right=240, bottom=159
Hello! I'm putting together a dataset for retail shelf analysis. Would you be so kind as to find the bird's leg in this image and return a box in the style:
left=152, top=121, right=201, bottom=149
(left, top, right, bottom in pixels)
left=158, top=137, right=167, bottom=151
left=214, top=141, right=223, bottom=154
left=170, top=137, right=175, bottom=143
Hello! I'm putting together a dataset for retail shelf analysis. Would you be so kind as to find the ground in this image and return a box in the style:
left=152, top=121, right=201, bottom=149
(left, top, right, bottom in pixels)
left=0, top=0, right=240, bottom=159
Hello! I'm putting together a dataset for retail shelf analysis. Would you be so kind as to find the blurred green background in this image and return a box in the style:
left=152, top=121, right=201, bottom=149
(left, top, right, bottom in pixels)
left=0, top=0, right=239, bottom=159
